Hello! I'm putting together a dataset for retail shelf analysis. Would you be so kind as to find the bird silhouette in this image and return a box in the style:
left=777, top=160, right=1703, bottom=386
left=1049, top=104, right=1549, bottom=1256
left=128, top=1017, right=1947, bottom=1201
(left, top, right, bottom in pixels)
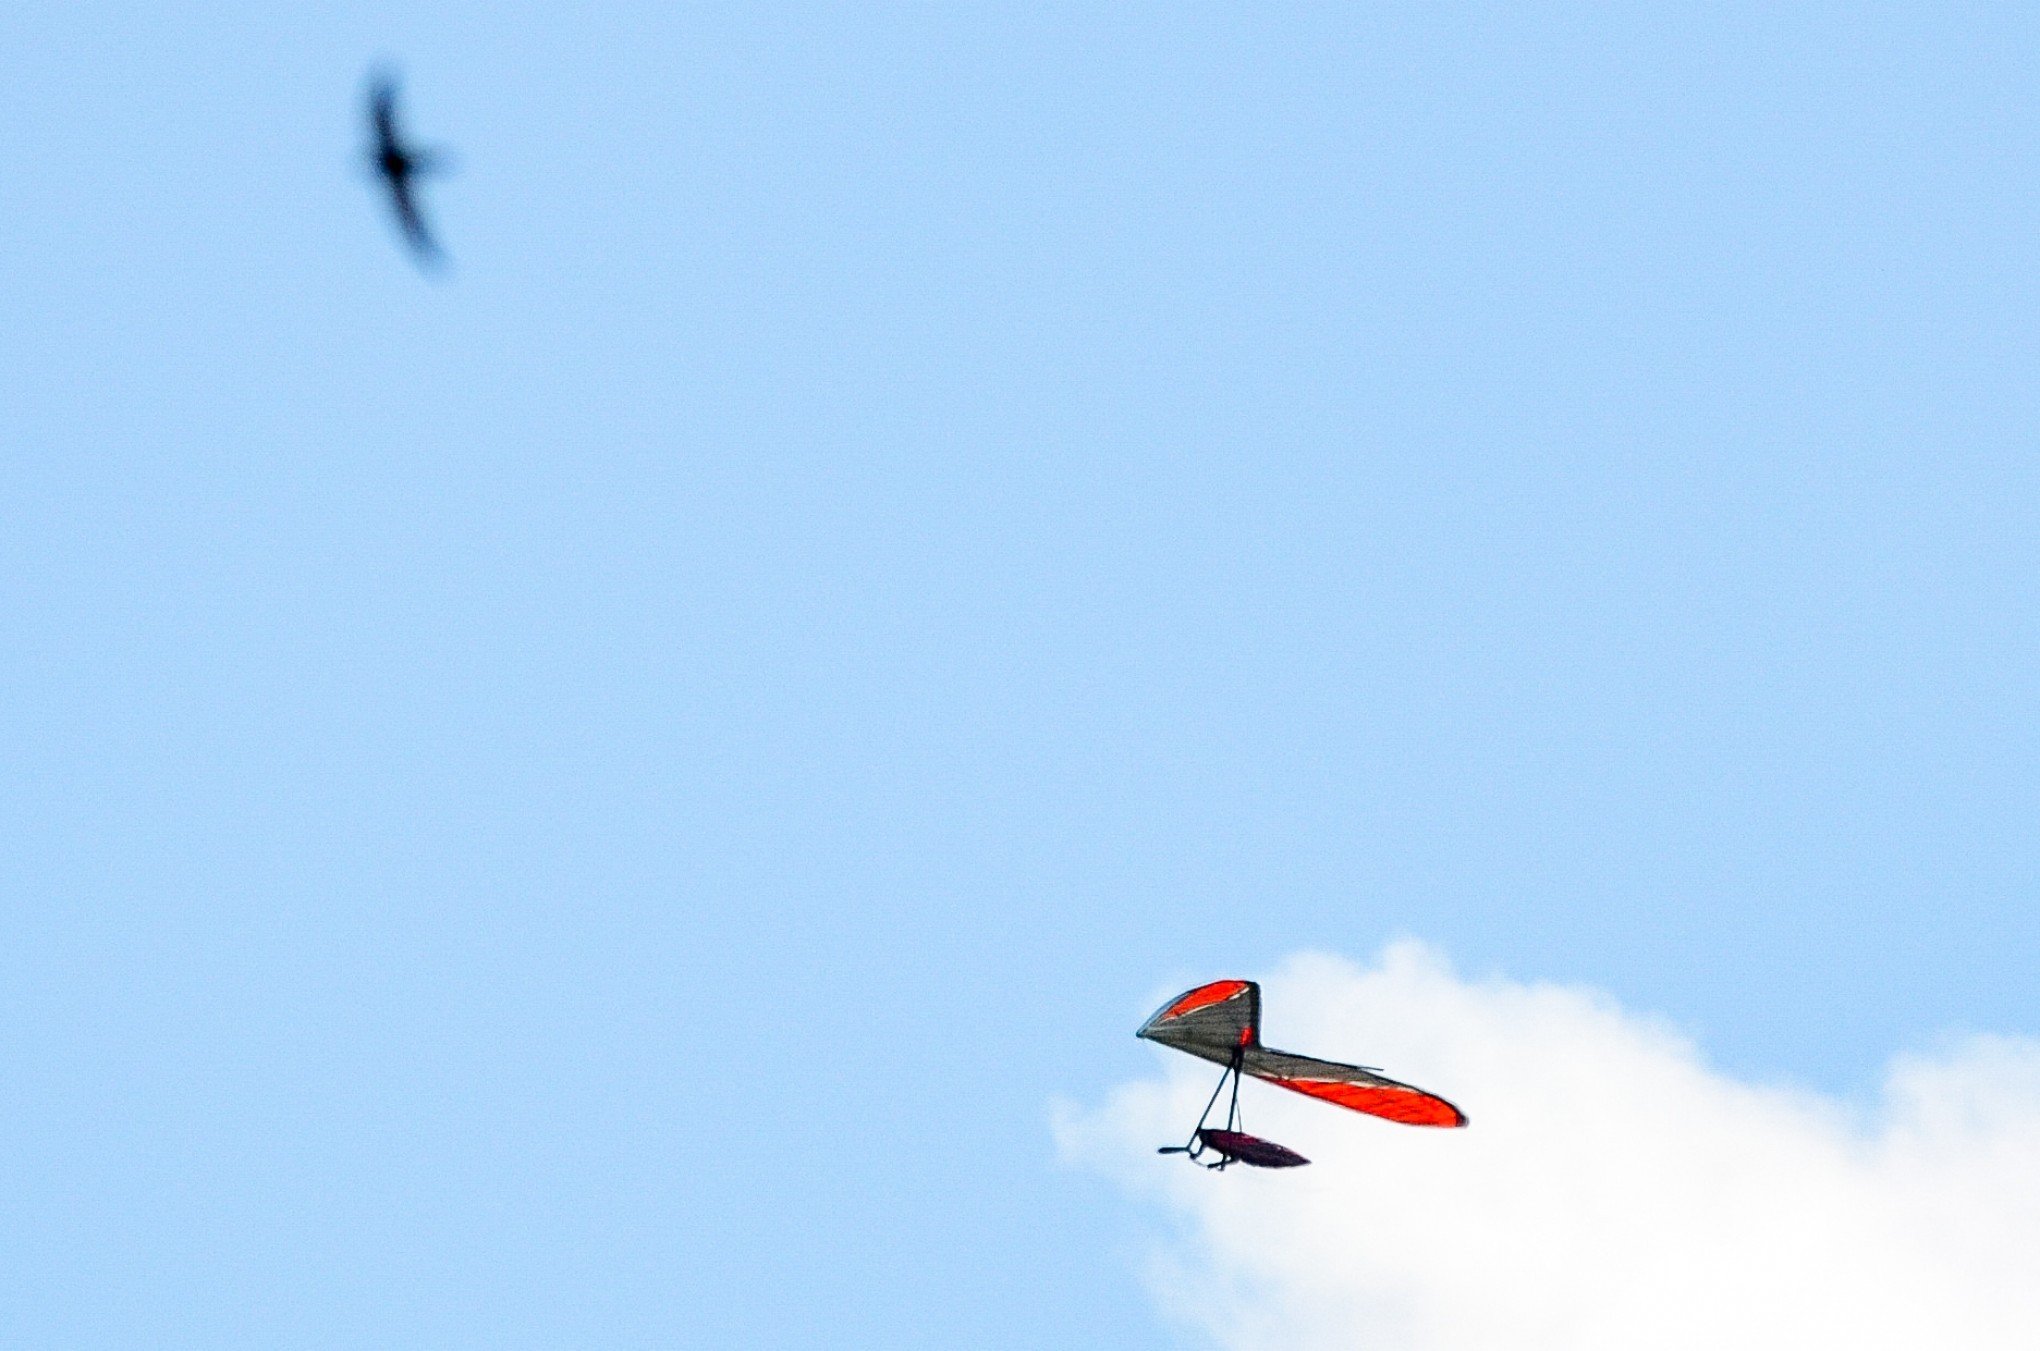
left=367, top=71, right=449, bottom=268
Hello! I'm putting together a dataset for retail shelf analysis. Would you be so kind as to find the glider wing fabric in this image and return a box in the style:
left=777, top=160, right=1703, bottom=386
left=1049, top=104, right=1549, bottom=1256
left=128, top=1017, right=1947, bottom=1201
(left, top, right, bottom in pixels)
left=1138, top=979, right=1467, bottom=1128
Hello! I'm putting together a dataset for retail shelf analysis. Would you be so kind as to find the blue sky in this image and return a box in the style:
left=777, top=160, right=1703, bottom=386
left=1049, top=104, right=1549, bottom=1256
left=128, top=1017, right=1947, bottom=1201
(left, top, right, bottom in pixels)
left=6, top=4, right=2040, bottom=1346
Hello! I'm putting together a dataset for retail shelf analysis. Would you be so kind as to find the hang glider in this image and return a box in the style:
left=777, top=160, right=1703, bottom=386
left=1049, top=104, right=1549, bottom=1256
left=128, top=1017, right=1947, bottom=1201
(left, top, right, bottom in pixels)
left=1140, top=979, right=1466, bottom=1170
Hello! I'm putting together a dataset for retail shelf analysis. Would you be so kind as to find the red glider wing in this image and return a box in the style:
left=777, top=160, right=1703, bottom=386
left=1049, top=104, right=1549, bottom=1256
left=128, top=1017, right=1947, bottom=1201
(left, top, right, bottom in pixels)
left=1138, top=979, right=1467, bottom=1129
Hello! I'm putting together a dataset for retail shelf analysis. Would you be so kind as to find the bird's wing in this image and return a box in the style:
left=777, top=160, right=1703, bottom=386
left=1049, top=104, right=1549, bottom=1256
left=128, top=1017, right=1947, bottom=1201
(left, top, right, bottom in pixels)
left=369, top=76, right=400, bottom=149
left=387, top=179, right=443, bottom=263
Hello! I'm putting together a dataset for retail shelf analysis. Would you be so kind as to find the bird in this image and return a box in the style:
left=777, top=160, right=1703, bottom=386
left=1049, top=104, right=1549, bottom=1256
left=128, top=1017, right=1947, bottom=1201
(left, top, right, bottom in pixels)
left=366, top=70, right=449, bottom=268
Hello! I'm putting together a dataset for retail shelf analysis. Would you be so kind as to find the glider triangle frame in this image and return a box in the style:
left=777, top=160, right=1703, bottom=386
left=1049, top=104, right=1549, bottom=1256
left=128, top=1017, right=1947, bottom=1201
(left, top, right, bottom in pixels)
left=1156, top=1047, right=1310, bottom=1170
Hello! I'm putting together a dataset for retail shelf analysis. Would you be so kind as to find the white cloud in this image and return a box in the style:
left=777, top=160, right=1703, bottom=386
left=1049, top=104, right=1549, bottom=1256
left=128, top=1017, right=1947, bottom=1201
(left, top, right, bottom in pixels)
left=1055, top=943, right=2040, bottom=1351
